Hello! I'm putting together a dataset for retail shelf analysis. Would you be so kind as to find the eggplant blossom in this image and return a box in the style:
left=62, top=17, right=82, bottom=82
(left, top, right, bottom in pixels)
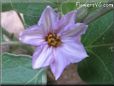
left=19, top=6, right=88, bottom=80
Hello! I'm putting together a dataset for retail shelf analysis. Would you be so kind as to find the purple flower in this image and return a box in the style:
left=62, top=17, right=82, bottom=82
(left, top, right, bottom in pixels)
left=19, top=6, right=88, bottom=80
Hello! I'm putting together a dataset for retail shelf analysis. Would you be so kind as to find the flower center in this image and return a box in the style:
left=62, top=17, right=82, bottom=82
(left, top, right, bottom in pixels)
left=45, top=33, right=61, bottom=47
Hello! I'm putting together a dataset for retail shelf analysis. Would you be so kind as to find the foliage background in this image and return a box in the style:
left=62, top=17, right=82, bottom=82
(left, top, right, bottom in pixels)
left=1, top=0, right=114, bottom=85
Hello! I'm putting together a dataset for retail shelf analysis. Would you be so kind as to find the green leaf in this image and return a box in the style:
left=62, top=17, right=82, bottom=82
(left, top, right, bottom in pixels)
left=78, top=11, right=114, bottom=84
left=1, top=53, right=47, bottom=85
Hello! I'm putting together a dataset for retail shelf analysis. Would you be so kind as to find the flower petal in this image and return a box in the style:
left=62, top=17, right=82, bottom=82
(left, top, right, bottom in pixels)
left=55, top=10, right=77, bottom=34
left=38, top=6, right=59, bottom=33
left=50, top=48, right=70, bottom=80
left=19, top=25, right=46, bottom=46
left=50, top=40, right=88, bottom=80
left=32, top=45, right=53, bottom=69
left=60, top=23, right=88, bottom=38
left=60, top=40, right=88, bottom=63
left=58, top=10, right=77, bottom=29
left=61, top=10, right=76, bottom=24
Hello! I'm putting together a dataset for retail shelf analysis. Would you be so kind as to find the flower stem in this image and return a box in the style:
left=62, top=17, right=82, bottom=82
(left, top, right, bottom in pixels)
left=47, top=64, right=86, bottom=84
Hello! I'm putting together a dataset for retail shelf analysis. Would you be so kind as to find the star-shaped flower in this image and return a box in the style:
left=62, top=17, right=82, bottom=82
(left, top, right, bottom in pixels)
left=19, top=6, right=88, bottom=80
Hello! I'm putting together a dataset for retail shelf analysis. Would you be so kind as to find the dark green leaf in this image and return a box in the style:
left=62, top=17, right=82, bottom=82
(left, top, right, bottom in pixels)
left=78, top=11, right=114, bottom=84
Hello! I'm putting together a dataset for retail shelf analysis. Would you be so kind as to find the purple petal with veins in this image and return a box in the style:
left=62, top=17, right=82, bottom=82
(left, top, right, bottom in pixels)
left=19, top=5, right=88, bottom=80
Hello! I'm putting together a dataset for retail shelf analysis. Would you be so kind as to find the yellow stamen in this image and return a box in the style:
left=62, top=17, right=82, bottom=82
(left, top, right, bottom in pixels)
left=45, top=33, right=61, bottom=47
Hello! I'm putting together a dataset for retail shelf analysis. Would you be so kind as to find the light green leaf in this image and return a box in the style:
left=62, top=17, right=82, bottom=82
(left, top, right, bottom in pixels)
left=1, top=53, right=47, bottom=85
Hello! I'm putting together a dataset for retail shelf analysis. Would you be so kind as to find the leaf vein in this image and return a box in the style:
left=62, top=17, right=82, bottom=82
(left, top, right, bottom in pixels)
left=88, top=22, right=113, bottom=45
left=88, top=49, right=114, bottom=81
